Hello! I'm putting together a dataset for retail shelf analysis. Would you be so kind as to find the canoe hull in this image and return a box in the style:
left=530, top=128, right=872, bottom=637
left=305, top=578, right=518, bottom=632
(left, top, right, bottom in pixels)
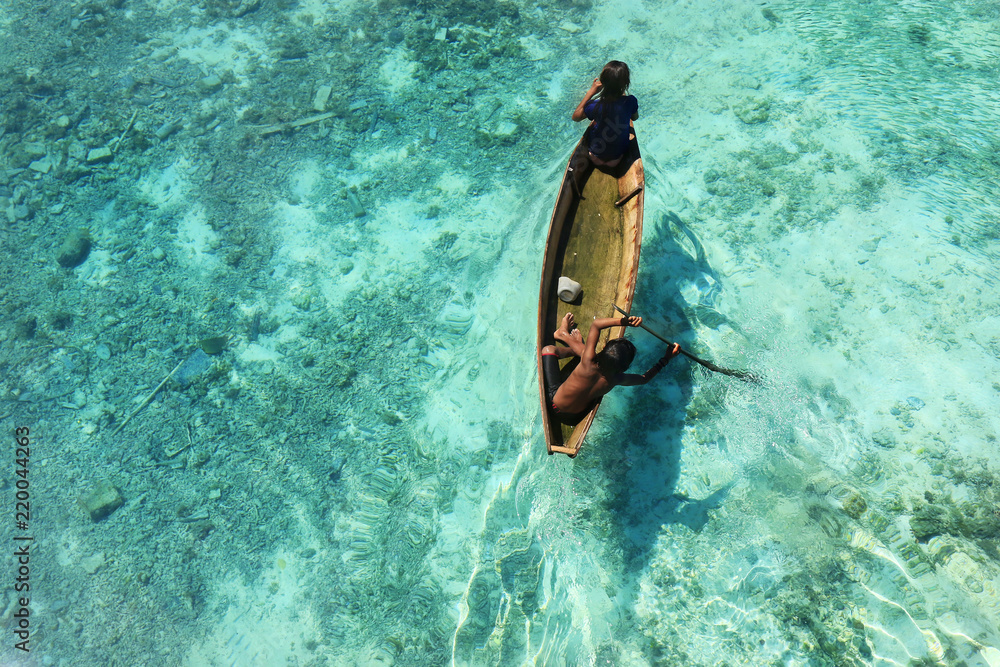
left=537, top=130, right=644, bottom=457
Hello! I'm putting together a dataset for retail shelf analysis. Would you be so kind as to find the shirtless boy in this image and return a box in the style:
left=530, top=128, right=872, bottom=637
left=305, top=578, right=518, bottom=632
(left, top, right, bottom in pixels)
left=541, top=312, right=681, bottom=424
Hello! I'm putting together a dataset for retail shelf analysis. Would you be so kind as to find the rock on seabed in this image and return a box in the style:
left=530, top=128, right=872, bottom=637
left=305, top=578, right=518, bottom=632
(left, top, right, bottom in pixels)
left=57, top=228, right=91, bottom=268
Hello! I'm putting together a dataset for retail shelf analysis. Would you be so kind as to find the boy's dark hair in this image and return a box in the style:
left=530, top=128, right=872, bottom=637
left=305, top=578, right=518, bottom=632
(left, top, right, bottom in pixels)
left=599, top=61, right=631, bottom=99
left=596, top=338, right=636, bottom=377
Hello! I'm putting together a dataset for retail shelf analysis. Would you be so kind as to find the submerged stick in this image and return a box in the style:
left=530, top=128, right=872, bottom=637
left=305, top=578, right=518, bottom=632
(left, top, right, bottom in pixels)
left=110, top=359, right=185, bottom=437
left=613, top=305, right=761, bottom=383
left=111, top=109, right=139, bottom=153
left=257, top=111, right=336, bottom=136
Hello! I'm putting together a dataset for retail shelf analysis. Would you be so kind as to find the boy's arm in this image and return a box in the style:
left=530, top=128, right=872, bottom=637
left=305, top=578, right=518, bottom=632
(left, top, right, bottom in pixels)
left=616, top=343, right=681, bottom=386
left=582, top=316, right=642, bottom=363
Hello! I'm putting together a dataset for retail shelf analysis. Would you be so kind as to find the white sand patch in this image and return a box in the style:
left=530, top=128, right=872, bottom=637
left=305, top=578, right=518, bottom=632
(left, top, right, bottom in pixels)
left=78, top=249, right=116, bottom=288
left=291, top=160, right=322, bottom=202
left=237, top=312, right=299, bottom=365
left=520, top=34, right=553, bottom=62
left=815, top=123, right=871, bottom=165
left=239, top=343, right=282, bottom=363
left=176, top=205, right=221, bottom=270
left=578, top=0, right=633, bottom=45
left=54, top=531, right=82, bottom=567
left=270, top=200, right=362, bottom=312
left=545, top=64, right=574, bottom=101
left=368, top=197, right=432, bottom=269
left=312, top=263, right=364, bottom=311
left=357, top=145, right=413, bottom=176
left=379, top=47, right=417, bottom=91
left=434, top=170, right=470, bottom=197
left=268, top=298, right=300, bottom=328
left=169, top=25, right=268, bottom=80
left=137, top=157, right=193, bottom=206
left=183, top=558, right=317, bottom=667
left=273, top=201, right=321, bottom=263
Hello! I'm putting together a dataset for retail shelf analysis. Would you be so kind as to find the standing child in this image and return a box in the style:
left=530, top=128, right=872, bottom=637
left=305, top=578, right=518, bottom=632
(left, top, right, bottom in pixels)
left=571, top=60, right=639, bottom=168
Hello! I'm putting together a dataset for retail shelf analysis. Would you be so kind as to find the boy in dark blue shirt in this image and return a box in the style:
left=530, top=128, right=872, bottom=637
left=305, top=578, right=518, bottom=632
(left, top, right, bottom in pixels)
left=571, top=60, right=638, bottom=168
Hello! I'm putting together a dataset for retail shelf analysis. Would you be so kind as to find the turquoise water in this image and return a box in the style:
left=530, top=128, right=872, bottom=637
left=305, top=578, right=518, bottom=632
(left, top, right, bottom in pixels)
left=2, top=0, right=1000, bottom=665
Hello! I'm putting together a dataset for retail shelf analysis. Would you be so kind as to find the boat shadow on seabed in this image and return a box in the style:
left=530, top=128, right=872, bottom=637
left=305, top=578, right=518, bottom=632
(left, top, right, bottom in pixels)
left=600, top=210, right=737, bottom=576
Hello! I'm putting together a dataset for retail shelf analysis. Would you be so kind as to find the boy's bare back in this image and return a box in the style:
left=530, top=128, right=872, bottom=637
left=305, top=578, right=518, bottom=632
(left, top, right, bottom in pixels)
left=545, top=313, right=679, bottom=415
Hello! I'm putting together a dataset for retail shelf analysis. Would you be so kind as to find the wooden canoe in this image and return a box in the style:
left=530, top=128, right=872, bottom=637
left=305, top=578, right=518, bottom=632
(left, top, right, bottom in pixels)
left=537, top=127, right=644, bottom=457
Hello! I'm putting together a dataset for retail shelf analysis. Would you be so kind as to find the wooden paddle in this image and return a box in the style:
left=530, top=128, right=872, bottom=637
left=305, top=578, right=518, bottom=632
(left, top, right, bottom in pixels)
left=613, top=305, right=761, bottom=383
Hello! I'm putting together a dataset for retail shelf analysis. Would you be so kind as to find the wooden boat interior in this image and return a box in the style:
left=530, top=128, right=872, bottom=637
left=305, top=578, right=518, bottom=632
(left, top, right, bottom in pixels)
left=538, top=132, right=644, bottom=457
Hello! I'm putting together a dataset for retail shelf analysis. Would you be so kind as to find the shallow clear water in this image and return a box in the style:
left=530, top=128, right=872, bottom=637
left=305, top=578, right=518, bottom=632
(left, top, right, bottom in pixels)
left=2, top=0, right=1000, bottom=665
